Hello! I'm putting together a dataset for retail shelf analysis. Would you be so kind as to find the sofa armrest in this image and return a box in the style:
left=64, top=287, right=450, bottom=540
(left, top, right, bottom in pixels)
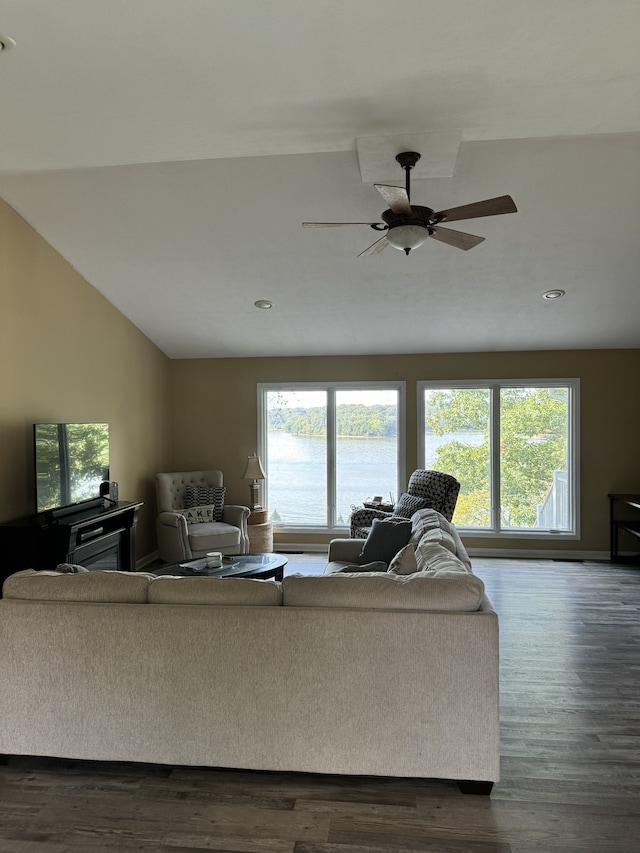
left=222, top=504, right=250, bottom=530
left=158, top=510, right=187, bottom=528
left=156, top=511, right=191, bottom=562
left=328, top=538, right=365, bottom=563
left=349, top=507, right=391, bottom=538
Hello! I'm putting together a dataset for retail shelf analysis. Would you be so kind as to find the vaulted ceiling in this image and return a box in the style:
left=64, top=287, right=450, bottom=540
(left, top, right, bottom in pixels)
left=0, top=1, right=638, bottom=358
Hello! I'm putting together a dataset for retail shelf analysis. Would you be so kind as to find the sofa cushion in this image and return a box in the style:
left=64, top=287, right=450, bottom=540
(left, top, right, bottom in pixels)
left=409, top=509, right=473, bottom=571
left=415, top=540, right=470, bottom=574
left=185, top=485, right=225, bottom=521
left=2, top=569, right=154, bottom=603
left=359, top=517, right=412, bottom=565
left=410, top=508, right=454, bottom=546
left=388, top=544, right=419, bottom=575
left=282, top=572, right=485, bottom=612
left=187, top=521, right=241, bottom=550
left=392, top=492, right=431, bottom=519
left=148, top=576, right=282, bottom=605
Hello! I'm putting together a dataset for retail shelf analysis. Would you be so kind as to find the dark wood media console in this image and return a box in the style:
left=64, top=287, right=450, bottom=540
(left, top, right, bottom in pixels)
left=0, top=500, right=143, bottom=592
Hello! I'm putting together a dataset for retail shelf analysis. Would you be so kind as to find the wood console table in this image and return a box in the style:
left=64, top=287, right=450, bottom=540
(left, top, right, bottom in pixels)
left=608, top=493, right=640, bottom=562
left=0, top=500, right=143, bottom=592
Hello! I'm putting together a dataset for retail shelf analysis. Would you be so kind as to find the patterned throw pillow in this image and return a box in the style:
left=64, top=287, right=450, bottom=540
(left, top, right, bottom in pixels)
left=184, top=485, right=225, bottom=521
left=176, top=504, right=217, bottom=524
left=392, top=492, right=431, bottom=519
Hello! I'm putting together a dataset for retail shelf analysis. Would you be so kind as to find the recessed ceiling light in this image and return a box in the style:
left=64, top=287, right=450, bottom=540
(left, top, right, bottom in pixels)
left=254, top=300, right=273, bottom=310
left=0, top=35, right=16, bottom=51
left=542, top=289, right=565, bottom=300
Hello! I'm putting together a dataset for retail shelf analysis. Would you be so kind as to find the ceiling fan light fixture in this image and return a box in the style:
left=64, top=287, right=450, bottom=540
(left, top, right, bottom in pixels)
left=386, top=224, right=430, bottom=255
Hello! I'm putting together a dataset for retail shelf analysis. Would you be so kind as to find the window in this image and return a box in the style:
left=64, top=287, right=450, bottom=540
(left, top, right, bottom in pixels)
left=258, top=383, right=405, bottom=530
left=418, top=380, right=579, bottom=536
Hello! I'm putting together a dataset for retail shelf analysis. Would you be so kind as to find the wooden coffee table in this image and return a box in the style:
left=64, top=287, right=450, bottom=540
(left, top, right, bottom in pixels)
left=154, top=552, right=287, bottom=582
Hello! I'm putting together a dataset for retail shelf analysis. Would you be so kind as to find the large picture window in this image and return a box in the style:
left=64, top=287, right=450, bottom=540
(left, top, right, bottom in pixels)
left=418, top=380, right=579, bottom=536
left=258, top=383, right=405, bottom=530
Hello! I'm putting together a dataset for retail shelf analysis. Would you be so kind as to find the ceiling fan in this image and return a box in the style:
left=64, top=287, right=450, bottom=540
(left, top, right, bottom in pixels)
left=302, top=151, right=517, bottom=256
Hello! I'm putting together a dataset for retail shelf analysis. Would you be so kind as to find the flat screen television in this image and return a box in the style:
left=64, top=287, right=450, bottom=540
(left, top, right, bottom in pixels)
left=33, top=423, right=110, bottom=514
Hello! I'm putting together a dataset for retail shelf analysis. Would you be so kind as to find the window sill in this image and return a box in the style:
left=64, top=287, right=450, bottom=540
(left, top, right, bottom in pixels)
left=458, top=528, right=579, bottom=540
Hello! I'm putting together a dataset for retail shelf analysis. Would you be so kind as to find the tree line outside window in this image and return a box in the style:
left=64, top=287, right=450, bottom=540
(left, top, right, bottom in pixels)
left=418, top=380, right=578, bottom=535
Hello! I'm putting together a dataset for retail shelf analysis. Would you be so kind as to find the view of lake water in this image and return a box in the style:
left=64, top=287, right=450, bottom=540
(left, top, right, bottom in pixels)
left=265, top=430, right=483, bottom=526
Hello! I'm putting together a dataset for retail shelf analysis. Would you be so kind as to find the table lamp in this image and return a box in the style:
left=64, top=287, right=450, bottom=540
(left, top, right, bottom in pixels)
left=242, top=454, right=266, bottom=510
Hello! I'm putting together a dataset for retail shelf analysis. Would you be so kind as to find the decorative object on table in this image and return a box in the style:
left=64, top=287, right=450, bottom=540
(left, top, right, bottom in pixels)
left=206, top=551, right=222, bottom=569
left=242, top=454, right=266, bottom=510
left=363, top=500, right=395, bottom=513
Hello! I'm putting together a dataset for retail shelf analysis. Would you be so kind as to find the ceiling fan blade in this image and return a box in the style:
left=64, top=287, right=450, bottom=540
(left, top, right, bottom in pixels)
left=436, top=195, right=517, bottom=223
left=374, top=184, right=412, bottom=215
left=430, top=226, right=486, bottom=251
left=302, top=221, right=381, bottom=227
left=358, top=235, right=389, bottom=257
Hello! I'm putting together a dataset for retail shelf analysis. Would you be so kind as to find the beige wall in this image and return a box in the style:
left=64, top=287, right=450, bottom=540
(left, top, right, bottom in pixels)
left=0, top=199, right=171, bottom=558
left=2, top=195, right=638, bottom=559
left=169, top=350, right=640, bottom=555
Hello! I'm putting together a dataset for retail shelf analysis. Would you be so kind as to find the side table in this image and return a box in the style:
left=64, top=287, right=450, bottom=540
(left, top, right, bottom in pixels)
left=247, top=509, right=273, bottom=554
left=363, top=502, right=395, bottom=513
left=608, top=493, right=640, bottom=562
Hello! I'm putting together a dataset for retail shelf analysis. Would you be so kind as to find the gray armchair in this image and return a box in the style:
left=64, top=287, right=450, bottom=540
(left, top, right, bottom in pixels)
left=350, top=469, right=461, bottom=538
left=155, top=470, right=250, bottom=563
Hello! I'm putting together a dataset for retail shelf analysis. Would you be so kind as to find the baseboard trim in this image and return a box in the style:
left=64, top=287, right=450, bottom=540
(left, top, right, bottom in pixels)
left=137, top=550, right=159, bottom=570
left=276, top=542, right=329, bottom=554
left=466, top=547, right=610, bottom=561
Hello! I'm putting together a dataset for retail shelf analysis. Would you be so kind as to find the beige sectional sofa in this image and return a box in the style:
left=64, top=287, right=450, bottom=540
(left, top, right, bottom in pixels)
left=0, top=509, right=499, bottom=794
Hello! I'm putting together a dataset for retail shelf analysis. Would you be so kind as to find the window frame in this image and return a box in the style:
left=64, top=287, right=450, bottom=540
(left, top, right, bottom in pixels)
left=258, top=381, right=406, bottom=533
left=417, top=378, right=580, bottom=539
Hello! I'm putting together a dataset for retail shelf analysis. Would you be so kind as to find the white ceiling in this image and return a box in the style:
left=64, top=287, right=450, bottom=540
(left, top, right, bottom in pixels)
left=0, top=0, right=639, bottom=358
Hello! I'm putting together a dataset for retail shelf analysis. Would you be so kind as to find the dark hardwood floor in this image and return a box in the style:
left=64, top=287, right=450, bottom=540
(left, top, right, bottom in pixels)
left=1, top=555, right=639, bottom=852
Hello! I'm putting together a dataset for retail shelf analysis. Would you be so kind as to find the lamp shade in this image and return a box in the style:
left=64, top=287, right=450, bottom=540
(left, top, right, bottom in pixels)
left=243, top=455, right=266, bottom=481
